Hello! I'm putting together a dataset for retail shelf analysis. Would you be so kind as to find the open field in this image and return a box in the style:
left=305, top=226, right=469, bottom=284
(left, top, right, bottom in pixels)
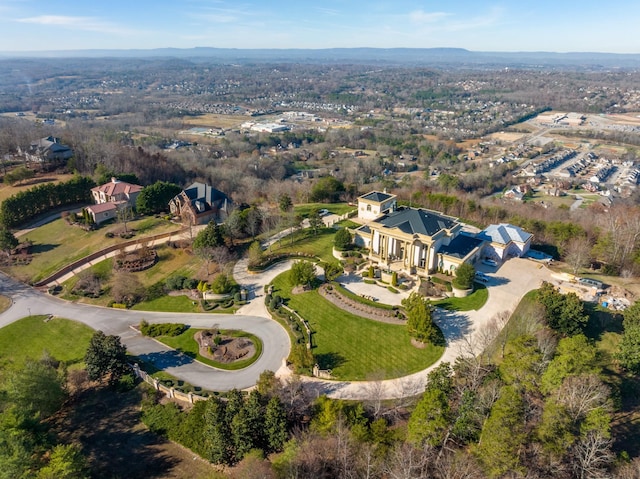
left=488, top=131, right=527, bottom=142
left=0, top=173, right=76, bottom=203
left=0, top=315, right=94, bottom=368
left=181, top=113, right=248, bottom=129
left=4, top=216, right=179, bottom=283
left=272, top=272, right=443, bottom=380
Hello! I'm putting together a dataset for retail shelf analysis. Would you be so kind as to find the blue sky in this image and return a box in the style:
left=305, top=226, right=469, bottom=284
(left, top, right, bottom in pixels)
left=1, top=0, right=639, bottom=53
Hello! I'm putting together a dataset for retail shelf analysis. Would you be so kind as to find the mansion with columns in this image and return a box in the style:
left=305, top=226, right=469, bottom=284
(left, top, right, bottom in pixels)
left=353, top=191, right=487, bottom=275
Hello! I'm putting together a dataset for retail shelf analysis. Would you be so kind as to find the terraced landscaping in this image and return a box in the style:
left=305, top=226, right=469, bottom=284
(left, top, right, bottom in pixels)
left=271, top=272, right=443, bottom=380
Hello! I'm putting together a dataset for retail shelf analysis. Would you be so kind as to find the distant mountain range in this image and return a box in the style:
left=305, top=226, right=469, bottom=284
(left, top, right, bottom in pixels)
left=2, top=47, right=640, bottom=68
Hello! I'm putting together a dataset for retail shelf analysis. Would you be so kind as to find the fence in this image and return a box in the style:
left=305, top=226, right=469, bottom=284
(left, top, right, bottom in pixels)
left=131, top=363, right=209, bottom=405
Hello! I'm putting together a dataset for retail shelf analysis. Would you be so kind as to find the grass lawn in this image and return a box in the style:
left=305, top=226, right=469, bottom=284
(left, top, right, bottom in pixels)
left=156, top=328, right=263, bottom=371
left=132, top=295, right=201, bottom=313
left=432, top=284, right=489, bottom=311
left=6, top=216, right=179, bottom=283
left=272, top=272, right=444, bottom=380
left=0, top=315, right=95, bottom=368
left=61, top=246, right=205, bottom=308
left=268, top=227, right=337, bottom=263
left=294, top=202, right=356, bottom=218
left=0, top=173, right=75, bottom=204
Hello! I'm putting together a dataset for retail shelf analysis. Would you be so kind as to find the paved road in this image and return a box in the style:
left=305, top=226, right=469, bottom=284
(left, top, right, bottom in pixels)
left=0, top=271, right=290, bottom=391
left=0, top=245, right=551, bottom=399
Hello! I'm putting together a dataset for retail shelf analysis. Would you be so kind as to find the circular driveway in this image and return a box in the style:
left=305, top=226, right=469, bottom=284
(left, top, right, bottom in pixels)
left=0, top=271, right=290, bottom=391
left=300, top=258, right=552, bottom=400
left=0, top=256, right=551, bottom=399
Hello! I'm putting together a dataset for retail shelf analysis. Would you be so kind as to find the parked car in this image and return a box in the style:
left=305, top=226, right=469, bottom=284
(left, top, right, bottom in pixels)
left=318, top=209, right=330, bottom=217
left=482, top=259, right=498, bottom=268
left=475, top=271, right=490, bottom=283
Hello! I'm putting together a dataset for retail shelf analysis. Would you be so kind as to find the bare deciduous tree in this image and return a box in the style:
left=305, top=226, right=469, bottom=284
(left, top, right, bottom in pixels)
left=572, top=430, right=614, bottom=479
left=557, top=374, right=610, bottom=422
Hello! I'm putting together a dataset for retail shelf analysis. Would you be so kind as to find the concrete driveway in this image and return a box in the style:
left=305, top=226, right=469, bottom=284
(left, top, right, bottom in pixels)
left=0, top=252, right=551, bottom=399
left=0, top=272, right=290, bottom=391
left=300, top=258, right=552, bottom=400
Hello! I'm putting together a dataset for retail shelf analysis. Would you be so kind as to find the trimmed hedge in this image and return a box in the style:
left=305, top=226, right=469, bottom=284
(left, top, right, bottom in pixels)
left=140, top=320, right=188, bottom=337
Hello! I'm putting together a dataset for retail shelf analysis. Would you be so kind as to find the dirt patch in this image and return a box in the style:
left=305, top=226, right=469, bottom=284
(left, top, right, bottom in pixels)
left=488, top=131, right=526, bottom=142
left=49, top=384, right=218, bottom=479
left=291, top=285, right=308, bottom=295
left=195, top=329, right=255, bottom=364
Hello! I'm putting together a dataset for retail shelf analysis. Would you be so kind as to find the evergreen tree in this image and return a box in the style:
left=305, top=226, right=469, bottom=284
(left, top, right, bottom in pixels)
left=334, top=228, right=352, bottom=251
left=193, top=221, right=224, bottom=250
left=0, top=226, right=18, bottom=253
left=203, top=397, right=231, bottom=465
left=402, top=292, right=436, bottom=343
left=407, top=388, right=450, bottom=447
left=136, top=181, right=181, bottom=215
left=36, top=444, right=89, bottom=479
left=476, top=385, right=526, bottom=478
left=264, top=396, right=288, bottom=453
left=84, top=331, right=130, bottom=386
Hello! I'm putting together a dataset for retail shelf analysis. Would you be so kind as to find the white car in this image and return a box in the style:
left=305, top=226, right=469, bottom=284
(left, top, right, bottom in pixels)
left=482, top=259, right=498, bottom=268
left=318, top=209, right=330, bottom=217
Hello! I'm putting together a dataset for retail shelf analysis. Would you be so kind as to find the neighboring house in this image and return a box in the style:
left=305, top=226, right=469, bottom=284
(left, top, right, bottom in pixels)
left=23, top=136, right=73, bottom=164
left=354, top=205, right=482, bottom=275
left=476, top=223, right=533, bottom=261
left=91, top=177, right=143, bottom=209
left=503, top=187, right=524, bottom=201
left=169, top=182, right=231, bottom=225
left=357, top=190, right=397, bottom=221
left=85, top=203, right=118, bottom=226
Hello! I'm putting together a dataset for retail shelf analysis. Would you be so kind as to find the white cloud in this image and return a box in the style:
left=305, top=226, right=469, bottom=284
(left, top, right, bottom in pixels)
left=16, top=15, right=133, bottom=35
left=409, top=10, right=450, bottom=24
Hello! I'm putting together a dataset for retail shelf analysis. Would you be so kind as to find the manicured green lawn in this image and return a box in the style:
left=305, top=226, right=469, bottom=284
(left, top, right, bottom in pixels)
left=7, top=216, right=179, bottom=283
left=294, top=202, right=356, bottom=218
left=0, top=315, right=94, bottom=368
left=268, top=228, right=337, bottom=263
left=132, top=295, right=201, bottom=313
left=432, top=284, right=489, bottom=311
left=156, top=328, right=263, bottom=371
left=272, top=273, right=444, bottom=380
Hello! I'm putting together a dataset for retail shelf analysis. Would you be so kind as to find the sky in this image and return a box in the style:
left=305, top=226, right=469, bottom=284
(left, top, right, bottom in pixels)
left=1, top=0, right=639, bottom=54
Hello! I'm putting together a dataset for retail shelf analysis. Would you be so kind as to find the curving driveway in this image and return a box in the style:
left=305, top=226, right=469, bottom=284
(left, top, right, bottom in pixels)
left=0, top=271, right=290, bottom=391
left=298, top=258, right=552, bottom=400
left=0, top=252, right=551, bottom=399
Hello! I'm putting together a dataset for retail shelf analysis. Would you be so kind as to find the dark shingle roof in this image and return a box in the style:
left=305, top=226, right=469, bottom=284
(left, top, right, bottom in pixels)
left=183, top=182, right=230, bottom=211
left=360, top=191, right=394, bottom=202
left=439, top=234, right=484, bottom=259
left=374, top=207, right=457, bottom=236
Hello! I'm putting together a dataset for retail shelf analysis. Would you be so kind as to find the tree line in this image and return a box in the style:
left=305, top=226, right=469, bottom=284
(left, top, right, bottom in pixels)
left=0, top=176, right=95, bottom=228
